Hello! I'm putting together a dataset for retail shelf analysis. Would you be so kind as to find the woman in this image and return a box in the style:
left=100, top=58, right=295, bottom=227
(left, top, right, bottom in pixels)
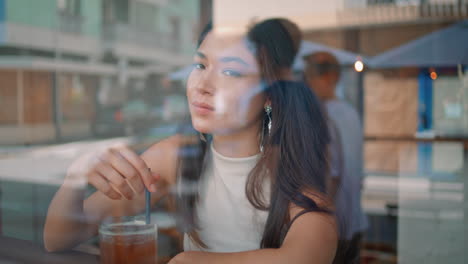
left=44, top=18, right=338, bottom=263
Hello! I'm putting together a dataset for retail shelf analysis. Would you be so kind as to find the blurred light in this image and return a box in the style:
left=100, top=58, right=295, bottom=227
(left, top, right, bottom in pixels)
left=430, top=71, right=438, bottom=80
left=114, top=110, right=123, bottom=122
left=354, top=60, right=364, bottom=72
left=214, top=26, right=244, bottom=36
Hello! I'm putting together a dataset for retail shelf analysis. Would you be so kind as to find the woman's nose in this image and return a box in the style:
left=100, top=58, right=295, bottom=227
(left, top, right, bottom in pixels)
left=194, top=70, right=215, bottom=95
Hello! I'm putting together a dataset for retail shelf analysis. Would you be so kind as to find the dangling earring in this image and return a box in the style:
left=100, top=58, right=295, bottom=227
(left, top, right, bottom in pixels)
left=260, top=105, right=272, bottom=152
left=265, top=105, right=272, bottom=136
left=200, top=133, right=207, bottom=142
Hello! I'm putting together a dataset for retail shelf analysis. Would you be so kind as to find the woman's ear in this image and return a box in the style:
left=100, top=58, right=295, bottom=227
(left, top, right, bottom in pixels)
left=264, top=99, right=272, bottom=108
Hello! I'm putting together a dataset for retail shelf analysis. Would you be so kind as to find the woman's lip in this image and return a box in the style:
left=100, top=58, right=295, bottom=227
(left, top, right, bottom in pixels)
left=192, top=102, right=215, bottom=110
left=191, top=102, right=215, bottom=115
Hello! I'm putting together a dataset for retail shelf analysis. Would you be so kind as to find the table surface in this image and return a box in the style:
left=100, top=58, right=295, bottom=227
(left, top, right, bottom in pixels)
left=0, top=236, right=173, bottom=264
left=0, top=236, right=99, bottom=264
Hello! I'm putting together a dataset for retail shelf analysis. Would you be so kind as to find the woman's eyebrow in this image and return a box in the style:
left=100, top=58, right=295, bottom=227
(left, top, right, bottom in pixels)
left=195, top=51, right=206, bottom=59
left=195, top=51, right=251, bottom=68
left=219, top=56, right=251, bottom=67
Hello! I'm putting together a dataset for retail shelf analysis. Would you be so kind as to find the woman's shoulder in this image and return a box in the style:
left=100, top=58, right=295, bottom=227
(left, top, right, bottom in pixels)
left=284, top=190, right=338, bottom=261
left=288, top=190, right=338, bottom=237
left=289, top=189, right=335, bottom=221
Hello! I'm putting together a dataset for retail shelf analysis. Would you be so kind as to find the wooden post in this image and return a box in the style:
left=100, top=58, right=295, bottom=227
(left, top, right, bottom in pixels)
left=17, top=70, right=24, bottom=125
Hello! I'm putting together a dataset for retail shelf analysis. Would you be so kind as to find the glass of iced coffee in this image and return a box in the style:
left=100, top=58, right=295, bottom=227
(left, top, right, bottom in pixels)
left=99, top=216, right=158, bottom=264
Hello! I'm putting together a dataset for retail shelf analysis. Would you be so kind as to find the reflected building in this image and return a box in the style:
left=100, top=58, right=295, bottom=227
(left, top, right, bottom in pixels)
left=0, top=0, right=203, bottom=144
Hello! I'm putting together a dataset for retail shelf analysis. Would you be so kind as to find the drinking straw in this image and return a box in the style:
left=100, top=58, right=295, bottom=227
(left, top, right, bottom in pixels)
left=145, top=189, right=151, bottom=224
left=145, top=168, right=151, bottom=225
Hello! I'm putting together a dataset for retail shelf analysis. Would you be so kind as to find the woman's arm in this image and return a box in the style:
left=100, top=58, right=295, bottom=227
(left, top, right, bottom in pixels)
left=43, top=136, right=180, bottom=252
left=169, top=208, right=338, bottom=264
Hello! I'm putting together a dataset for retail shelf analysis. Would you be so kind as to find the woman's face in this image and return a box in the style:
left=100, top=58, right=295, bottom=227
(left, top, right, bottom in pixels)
left=187, top=31, right=266, bottom=135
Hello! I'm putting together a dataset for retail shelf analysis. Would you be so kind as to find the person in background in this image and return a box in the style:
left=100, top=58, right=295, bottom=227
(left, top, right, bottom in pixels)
left=303, top=51, right=368, bottom=264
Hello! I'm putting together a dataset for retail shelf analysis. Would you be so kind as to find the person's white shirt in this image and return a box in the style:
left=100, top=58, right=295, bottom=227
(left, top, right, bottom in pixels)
left=326, top=99, right=368, bottom=240
left=184, top=144, right=268, bottom=252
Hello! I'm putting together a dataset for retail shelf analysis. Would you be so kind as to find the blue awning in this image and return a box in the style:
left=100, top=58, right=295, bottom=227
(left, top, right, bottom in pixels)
left=369, top=20, right=468, bottom=68
left=0, top=0, right=5, bottom=43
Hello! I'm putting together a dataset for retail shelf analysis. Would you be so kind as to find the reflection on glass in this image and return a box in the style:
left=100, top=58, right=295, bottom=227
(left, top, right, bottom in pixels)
left=0, top=0, right=467, bottom=263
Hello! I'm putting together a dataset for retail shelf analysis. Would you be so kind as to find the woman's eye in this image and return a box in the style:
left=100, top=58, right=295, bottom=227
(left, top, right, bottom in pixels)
left=222, top=69, right=243, bottom=77
left=194, top=63, right=205, bottom=70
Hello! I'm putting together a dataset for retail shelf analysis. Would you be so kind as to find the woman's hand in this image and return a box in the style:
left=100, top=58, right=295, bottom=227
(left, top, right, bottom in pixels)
left=65, top=144, right=158, bottom=200
left=168, top=252, right=192, bottom=264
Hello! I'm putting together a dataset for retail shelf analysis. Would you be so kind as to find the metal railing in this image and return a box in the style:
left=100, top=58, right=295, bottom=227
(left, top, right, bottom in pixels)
left=420, top=0, right=468, bottom=17
left=338, top=0, right=467, bottom=26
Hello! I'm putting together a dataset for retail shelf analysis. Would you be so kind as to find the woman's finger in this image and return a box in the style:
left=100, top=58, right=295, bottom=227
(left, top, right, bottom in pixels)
left=95, top=161, right=134, bottom=200
left=106, top=148, right=145, bottom=194
left=117, top=146, right=157, bottom=192
left=88, top=172, right=122, bottom=200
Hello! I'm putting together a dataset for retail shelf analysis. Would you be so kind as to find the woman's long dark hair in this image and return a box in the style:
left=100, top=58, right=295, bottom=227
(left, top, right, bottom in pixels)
left=176, top=18, right=334, bottom=249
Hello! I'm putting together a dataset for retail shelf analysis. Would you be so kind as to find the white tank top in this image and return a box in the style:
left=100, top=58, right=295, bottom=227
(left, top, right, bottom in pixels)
left=183, top=144, right=269, bottom=252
